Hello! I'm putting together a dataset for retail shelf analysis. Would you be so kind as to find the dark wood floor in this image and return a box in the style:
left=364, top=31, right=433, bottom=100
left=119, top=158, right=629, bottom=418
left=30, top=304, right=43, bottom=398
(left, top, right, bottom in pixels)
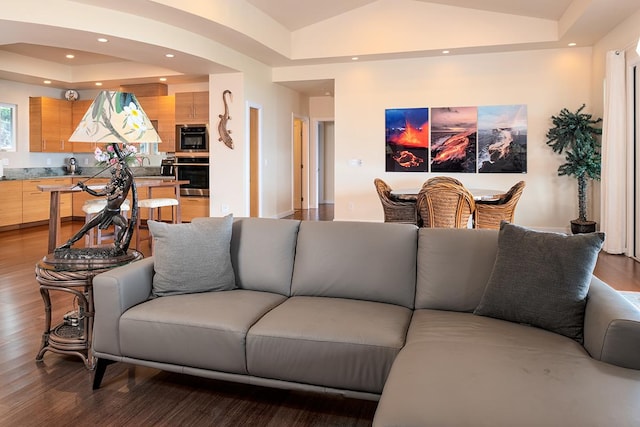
left=1, top=208, right=638, bottom=426
left=283, top=204, right=334, bottom=221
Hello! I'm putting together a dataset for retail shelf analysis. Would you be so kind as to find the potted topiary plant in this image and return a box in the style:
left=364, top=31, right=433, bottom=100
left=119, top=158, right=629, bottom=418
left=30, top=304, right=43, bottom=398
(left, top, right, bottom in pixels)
left=545, top=104, right=602, bottom=234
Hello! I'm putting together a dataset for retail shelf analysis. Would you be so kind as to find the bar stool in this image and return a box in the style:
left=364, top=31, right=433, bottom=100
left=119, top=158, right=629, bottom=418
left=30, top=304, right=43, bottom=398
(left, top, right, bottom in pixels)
left=82, top=199, right=131, bottom=247
left=135, top=198, right=179, bottom=253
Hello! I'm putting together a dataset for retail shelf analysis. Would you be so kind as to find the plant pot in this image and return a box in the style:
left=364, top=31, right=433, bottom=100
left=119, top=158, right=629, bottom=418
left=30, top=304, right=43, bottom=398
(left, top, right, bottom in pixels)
left=570, top=219, right=596, bottom=234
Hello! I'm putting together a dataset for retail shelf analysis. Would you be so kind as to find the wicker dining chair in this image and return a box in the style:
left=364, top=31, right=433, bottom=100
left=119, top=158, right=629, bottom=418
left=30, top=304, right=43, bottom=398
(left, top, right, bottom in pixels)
left=416, top=177, right=476, bottom=228
left=474, top=181, right=526, bottom=229
left=374, top=178, right=418, bottom=224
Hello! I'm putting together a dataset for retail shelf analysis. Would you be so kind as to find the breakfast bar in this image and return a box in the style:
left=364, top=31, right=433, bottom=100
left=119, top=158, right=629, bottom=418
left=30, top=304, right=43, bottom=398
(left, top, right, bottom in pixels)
left=39, top=179, right=188, bottom=253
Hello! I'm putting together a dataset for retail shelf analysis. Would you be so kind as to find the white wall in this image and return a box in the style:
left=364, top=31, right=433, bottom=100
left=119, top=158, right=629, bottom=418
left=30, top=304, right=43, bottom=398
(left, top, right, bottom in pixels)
left=208, top=65, right=307, bottom=219
left=275, top=47, right=594, bottom=229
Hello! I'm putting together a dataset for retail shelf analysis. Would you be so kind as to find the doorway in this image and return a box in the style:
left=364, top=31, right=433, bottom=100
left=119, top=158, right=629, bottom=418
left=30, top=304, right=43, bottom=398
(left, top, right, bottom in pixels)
left=316, top=120, right=335, bottom=206
left=291, top=116, right=334, bottom=219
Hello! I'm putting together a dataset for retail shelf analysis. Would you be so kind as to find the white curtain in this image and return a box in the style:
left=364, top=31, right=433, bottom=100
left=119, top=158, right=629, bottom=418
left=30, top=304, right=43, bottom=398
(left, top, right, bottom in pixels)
left=600, top=50, right=626, bottom=253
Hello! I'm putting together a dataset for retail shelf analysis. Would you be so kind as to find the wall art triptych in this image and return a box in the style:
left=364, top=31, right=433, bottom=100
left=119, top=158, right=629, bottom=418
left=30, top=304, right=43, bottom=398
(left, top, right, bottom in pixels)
left=385, top=105, right=527, bottom=173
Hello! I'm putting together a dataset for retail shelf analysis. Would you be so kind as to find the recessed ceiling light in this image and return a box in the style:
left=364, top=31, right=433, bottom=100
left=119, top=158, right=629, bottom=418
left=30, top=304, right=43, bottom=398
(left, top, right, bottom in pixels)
left=97, top=37, right=108, bottom=43
left=43, top=80, right=51, bottom=84
left=66, top=54, right=75, bottom=59
left=165, top=53, right=175, bottom=58
left=95, top=82, right=103, bottom=86
left=568, top=42, right=577, bottom=47
left=351, top=57, right=359, bottom=61
left=159, top=77, right=167, bottom=82
left=442, top=50, right=450, bottom=54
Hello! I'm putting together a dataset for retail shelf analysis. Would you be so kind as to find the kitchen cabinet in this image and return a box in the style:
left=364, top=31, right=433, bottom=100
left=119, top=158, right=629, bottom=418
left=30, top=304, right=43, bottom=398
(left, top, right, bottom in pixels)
left=175, top=91, right=209, bottom=124
left=0, top=180, right=23, bottom=227
left=138, top=96, right=176, bottom=153
left=70, top=100, right=97, bottom=153
left=29, top=97, right=73, bottom=152
left=23, top=178, right=72, bottom=223
left=180, top=197, right=209, bottom=222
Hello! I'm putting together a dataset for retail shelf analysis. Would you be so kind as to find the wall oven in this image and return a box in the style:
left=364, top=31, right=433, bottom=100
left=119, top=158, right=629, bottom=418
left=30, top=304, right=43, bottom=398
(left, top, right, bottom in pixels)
left=176, top=124, right=209, bottom=152
left=174, top=156, right=209, bottom=196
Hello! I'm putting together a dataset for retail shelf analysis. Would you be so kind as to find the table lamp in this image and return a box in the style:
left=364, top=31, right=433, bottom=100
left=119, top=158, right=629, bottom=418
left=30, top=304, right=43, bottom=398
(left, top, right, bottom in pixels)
left=55, top=90, right=161, bottom=260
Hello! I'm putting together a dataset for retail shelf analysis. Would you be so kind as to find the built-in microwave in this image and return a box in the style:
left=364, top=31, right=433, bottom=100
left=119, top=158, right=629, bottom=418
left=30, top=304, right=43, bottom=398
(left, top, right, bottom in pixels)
left=176, top=124, right=208, bottom=152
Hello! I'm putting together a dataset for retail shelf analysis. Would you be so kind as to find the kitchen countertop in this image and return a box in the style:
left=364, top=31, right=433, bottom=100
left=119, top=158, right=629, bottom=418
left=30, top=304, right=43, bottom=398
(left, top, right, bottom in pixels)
left=0, top=166, right=163, bottom=181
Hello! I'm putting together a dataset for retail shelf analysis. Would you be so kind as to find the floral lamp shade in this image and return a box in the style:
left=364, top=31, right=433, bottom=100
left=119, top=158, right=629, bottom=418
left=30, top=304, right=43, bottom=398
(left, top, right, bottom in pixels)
left=68, top=91, right=161, bottom=144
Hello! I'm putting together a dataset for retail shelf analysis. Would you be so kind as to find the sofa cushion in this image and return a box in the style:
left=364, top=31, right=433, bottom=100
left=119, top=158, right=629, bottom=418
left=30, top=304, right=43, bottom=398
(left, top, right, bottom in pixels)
left=227, top=217, right=300, bottom=296
left=246, top=296, right=412, bottom=393
left=474, top=222, right=604, bottom=342
left=374, top=338, right=640, bottom=427
left=291, top=221, right=417, bottom=308
left=375, top=309, right=640, bottom=427
left=416, top=228, right=498, bottom=312
left=119, top=289, right=286, bottom=373
left=406, top=309, right=586, bottom=352
left=149, top=215, right=235, bottom=297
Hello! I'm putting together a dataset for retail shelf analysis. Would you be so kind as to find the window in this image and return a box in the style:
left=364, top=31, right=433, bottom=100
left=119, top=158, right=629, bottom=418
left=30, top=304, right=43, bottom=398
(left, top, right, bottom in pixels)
left=0, top=103, right=16, bottom=152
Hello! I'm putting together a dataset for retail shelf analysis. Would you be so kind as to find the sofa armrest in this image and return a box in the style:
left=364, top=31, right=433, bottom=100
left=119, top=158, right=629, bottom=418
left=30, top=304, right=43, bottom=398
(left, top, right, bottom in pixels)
left=92, top=257, right=155, bottom=356
left=583, top=276, right=640, bottom=370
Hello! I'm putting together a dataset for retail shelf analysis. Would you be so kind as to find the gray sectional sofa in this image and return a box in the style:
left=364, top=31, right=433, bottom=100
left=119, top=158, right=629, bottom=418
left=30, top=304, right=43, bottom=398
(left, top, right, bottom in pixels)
left=91, top=217, right=640, bottom=426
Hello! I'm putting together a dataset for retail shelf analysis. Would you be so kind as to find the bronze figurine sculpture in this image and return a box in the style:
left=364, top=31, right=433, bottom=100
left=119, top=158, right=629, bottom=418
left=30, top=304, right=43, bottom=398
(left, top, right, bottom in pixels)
left=54, top=143, right=139, bottom=260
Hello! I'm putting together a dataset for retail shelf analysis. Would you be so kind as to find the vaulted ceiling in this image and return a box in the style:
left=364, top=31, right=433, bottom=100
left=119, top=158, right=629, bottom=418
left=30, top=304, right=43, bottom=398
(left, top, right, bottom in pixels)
left=1, top=0, right=638, bottom=94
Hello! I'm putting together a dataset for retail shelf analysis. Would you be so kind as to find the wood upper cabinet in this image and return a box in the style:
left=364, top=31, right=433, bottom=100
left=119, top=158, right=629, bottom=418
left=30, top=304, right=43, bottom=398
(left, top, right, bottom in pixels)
left=138, top=96, right=176, bottom=153
left=0, top=180, right=23, bottom=227
left=175, top=91, right=209, bottom=124
left=70, top=100, right=97, bottom=153
left=29, top=97, right=73, bottom=152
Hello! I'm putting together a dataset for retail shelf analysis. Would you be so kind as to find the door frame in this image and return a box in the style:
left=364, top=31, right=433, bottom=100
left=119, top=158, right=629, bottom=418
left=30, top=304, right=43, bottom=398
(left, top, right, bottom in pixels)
left=291, top=114, right=310, bottom=211
left=246, top=101, right=262, bottom=217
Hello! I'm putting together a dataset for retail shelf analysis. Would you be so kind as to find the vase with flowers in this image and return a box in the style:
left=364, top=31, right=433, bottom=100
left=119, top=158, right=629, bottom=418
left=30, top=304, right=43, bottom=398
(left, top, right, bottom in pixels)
left=94, top=143, right=142, bottom=167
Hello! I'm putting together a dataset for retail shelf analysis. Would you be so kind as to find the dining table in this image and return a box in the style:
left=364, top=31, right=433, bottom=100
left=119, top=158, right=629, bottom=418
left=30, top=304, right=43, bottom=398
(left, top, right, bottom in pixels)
left=390, top=187, right=503, bottom=202
left=38, top=178, right=189, bottom=253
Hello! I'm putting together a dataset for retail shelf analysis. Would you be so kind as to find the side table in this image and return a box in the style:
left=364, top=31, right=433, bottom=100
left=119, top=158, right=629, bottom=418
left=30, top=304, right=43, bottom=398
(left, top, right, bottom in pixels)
left=35, top=251, right=143, bottom=369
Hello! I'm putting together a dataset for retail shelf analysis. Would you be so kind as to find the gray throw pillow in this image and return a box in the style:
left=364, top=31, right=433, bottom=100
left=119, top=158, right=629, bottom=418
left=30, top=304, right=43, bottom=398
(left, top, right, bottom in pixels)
left=474, top=222, right=604, bottom=342
left=148, top=214, right=236, bottom=297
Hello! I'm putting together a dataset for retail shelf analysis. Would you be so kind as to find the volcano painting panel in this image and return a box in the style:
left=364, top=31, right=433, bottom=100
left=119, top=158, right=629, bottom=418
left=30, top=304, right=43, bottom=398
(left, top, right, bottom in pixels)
left=430, top=106, right=477, bottom=173
left=478, top=105, right=527, bottom=173
left=385, top=108, right=429, bottom=172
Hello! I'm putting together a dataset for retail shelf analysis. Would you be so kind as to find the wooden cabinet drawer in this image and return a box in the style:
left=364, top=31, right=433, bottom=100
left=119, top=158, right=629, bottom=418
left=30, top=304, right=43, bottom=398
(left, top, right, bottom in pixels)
left=0, top=180, right=23, bottom=226
left=22, top=191, right=50, bottom=223
left=181, top=197, right=209, bottom=222
left=23, top=178, right=72, bottom=223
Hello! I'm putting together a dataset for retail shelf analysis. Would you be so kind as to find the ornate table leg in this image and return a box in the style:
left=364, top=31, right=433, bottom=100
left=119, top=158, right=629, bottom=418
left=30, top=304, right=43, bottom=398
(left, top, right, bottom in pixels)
left=36, top=286, right=52, bottom=362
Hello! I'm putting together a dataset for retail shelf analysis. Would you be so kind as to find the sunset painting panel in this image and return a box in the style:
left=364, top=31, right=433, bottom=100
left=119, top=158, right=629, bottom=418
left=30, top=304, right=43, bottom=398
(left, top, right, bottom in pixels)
left=385, top=108, right=429, bottom=172
left=477, top=105, right=527, bottom=173
left=430, top=106, right=477, bottom=173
